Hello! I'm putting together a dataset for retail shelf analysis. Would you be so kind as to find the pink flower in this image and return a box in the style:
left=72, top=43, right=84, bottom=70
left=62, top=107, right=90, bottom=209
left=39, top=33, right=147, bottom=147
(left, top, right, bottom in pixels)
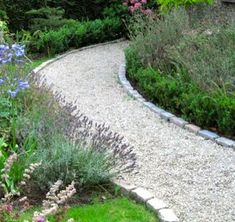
left=141, top=0, right=147, bottom=3
left=36, top=216, right=45, bottom=222
left=134, top=2, right=142, bottom=9
left=129, top=6, right=135, bottom=13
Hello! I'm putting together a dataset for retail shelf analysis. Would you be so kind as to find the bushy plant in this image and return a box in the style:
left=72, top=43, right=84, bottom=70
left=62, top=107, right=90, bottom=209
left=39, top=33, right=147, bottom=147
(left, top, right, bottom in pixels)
left=128, top=8, right=190, bottom=71
left=158, top=0, right=214, bottom=11
left=26, top=7, right=73, bottom=32
left=126, top=57, right=235, bottom=137
left=167, top=27, right=235, bottom=94
left=29, top=17, right=123, bottom=56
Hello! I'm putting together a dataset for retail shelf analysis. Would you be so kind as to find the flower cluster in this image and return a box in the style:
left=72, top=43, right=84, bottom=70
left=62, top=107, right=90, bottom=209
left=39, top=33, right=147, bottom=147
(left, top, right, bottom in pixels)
left=0, top=43, right=30, bottom=98
left=20, top=162, right=42, bottom=186
left=123, top=0, right=152, bottom=14
left=0, top=44, right=25, bottom=65
left=32, top=180, right=76, bottom=222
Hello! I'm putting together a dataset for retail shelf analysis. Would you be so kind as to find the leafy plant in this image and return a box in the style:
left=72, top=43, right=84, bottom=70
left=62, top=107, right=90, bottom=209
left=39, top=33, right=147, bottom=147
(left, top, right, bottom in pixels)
left=158, top=0, right=214, bottom=11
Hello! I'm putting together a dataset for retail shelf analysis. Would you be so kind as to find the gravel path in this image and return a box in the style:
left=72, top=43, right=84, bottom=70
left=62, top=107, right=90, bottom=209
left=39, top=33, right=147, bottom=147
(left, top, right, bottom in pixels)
left=39, top=42, right=235, bottom=222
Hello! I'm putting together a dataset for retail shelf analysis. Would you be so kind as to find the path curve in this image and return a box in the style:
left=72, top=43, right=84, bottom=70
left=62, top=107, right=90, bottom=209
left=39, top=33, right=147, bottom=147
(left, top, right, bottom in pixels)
left=39, top=42, right=235, bottom=222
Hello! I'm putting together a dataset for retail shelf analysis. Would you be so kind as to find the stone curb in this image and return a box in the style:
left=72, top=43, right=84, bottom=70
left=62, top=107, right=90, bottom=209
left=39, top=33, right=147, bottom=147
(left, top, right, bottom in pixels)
left=113, top=180, right=179, bottom=222
left=118, top=64, right=235, bottom=150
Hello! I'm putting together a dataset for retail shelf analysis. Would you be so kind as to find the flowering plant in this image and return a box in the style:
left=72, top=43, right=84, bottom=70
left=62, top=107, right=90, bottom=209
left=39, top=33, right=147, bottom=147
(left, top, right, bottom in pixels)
left=0, top=153, right=75, bottom=222
left=0, top=43, right=29, bottom=98
left=123, top=0, right=152, bottom=14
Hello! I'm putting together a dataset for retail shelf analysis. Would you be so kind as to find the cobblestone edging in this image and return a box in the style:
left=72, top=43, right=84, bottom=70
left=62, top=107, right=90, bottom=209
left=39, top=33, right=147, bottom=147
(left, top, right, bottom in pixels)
left=113, top=180, right=179, bottom=222
left=118, top=64, right=235, bottom=150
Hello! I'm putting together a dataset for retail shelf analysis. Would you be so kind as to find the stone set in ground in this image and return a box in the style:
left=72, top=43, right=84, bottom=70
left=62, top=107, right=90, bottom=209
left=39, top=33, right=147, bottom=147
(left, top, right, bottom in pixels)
left=114, top=180, right=179, bottom=222
left=118, top=64, right=235, bottom=150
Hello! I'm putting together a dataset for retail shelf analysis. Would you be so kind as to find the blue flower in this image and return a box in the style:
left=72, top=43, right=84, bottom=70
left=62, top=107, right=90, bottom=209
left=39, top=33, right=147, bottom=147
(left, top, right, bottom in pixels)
left=18, top=80, right=29, bottom=90
left=12, top=44, right=25, bottom=57
left=0, top=79, right=4, bottom=85
left=7, top=89, right=18, bottom=98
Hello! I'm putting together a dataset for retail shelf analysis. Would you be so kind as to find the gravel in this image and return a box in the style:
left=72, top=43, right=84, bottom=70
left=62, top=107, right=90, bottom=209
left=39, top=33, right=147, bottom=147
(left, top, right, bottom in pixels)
left=39, top=41, right=235, bottom=222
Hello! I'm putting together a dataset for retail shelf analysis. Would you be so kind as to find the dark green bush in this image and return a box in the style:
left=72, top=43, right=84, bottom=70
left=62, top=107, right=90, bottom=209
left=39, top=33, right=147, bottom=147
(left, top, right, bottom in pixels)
left=2, top=0, right=127, bottom=31
left=30, top=17, right=123, bottom=56
left=126, top=53, right=235, bottom=137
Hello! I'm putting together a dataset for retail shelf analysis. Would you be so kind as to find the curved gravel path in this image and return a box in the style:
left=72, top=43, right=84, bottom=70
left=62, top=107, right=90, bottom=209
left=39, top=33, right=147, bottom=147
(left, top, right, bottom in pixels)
left=39, top=42, right=235, bottom=222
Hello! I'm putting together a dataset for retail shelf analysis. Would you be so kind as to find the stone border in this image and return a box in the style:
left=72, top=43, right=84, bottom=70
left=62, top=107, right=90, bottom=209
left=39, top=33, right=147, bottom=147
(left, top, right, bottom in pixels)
left=113, top=180, right=179, bottom=222
left=118, top=64, right=235, bottom=150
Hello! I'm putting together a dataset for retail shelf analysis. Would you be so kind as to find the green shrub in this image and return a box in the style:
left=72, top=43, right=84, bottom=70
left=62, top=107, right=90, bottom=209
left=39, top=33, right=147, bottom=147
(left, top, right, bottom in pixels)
left=126, top=61, right=235, bottom=137
left=26, top=7, right=73, bottom=32
left=128, top=8, right=190, bottom=71
left=167, top=27, right=235, bottom=94
left=29, top=135, right=118, bottom=191
left=158, top=0, right=214, bottom=11
left=30, top=17, right=122, bottom=55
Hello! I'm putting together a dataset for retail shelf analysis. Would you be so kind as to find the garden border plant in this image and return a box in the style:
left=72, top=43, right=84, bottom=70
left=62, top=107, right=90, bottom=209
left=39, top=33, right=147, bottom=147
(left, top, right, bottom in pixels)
left=32, top=39, right=179, bottom=222
left=118, top=64, right=235, bottom=150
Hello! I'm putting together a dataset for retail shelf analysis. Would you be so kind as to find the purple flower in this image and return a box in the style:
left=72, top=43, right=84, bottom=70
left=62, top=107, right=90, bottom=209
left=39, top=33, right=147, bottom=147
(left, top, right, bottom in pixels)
left=7, top=89, right=18, bottom=98
left=18, top=80, right=29, bottom=90
left=0, top=79, right=4, bottom=85
left=12, top=44, right=25, bottom=57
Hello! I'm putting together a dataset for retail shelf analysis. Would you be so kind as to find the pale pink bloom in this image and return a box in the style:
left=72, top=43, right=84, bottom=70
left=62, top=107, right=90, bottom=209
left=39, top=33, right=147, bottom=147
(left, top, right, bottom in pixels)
left=134, top=2, right=142, bottom=9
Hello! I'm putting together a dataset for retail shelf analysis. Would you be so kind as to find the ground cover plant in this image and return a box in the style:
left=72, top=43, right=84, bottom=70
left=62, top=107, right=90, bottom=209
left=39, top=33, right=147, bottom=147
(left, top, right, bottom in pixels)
left=126, top=8, right=235, bottom=138
left=19, top=198, right=158, bottom=222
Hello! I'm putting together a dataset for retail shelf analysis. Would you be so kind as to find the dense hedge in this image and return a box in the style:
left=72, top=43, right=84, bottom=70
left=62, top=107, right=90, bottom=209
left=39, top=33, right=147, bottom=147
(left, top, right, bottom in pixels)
left=125, top=48, right=235, bottom=138
left=29, top=17, right=123, bottom=55
left=1, top=0, right=127, bottom=31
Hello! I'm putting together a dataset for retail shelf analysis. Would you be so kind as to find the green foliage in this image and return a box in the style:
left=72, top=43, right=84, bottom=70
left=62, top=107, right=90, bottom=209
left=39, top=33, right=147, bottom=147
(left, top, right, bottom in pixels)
left=167, top=27, right=235, bottom=94
left=29, top=135, right=120, bottom=192
left=158, top=0, right=214, bottom=11
left=26, top=7, right=72, bottom=32
left=19, top=198, right=158, bottom=222
left=29, top=17, right=123, bottom=56
left=2, top=0, right=127, bottom=31
left=126, top=56, right=235, bottom=137
left=128, top=9, right=190, bottom=71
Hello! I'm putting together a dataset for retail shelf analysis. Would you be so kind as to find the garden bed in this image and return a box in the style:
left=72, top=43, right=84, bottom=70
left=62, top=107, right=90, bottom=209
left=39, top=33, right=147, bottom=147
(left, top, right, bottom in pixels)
left=126, top=9, right=235, bottom=140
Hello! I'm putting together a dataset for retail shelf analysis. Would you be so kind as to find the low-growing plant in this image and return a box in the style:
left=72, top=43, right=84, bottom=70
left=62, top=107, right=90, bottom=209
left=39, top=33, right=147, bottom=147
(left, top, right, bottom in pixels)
left=0, top=153, right=75, bottom=222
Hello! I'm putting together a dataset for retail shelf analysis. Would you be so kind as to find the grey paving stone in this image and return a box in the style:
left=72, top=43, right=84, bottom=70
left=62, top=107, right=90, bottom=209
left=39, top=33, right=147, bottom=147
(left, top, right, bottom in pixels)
left=160, top=112, right=175, bottom=121
left=146, top=198, right=168, bottom=212
left=198, top=130, right=219, bottom=140
left=143, top=102, right=164, bottom=114
left=170, top=117, right=188, bottom=128
left=113, top=181, right=137, bottom=196
left=215, top=137, right=235, bottom=148
left=158, top=209, right=179, bottom=222
left=136, top=97, right=146, bottom=103
left=131, top=187, right=154, bottom=203
left=185, top=124, right=201, bottom=134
